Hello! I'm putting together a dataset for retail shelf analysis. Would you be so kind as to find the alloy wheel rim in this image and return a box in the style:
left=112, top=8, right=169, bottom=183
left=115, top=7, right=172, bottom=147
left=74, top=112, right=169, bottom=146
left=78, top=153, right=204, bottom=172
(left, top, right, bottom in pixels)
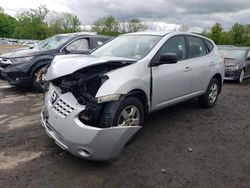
left=117, top=105, right=140, bottom=127
left=239, top=70, right=244, bottom=83
left=209, top=83, right=218, bottom=104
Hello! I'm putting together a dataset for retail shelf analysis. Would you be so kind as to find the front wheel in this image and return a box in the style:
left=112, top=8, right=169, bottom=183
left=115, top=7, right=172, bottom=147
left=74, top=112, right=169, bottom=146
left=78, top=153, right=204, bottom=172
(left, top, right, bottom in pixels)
left=199, top=78, right=220, bottom=108
left=32, top=67, right=45, bottom=93
left=99, top=97, right=144, bottom=128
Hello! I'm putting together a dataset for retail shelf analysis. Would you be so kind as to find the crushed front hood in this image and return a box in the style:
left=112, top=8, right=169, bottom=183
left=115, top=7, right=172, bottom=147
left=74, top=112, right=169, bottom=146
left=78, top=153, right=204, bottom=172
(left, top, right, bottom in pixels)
left=46, top=54, right=136, bottom=81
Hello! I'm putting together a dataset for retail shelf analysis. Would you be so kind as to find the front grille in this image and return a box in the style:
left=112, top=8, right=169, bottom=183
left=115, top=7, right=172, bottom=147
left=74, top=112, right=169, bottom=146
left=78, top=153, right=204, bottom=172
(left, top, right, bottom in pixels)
left=53, top=98, right=75, bottom=118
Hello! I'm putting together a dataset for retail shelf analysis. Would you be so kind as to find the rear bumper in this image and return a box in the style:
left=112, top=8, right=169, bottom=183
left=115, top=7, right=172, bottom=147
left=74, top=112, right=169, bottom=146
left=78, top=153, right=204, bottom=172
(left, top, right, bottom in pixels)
left=41, top=84, right=141, bottom=161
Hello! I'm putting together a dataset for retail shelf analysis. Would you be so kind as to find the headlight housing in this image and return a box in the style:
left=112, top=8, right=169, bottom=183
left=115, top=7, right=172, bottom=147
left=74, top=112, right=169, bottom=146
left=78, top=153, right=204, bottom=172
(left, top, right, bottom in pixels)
left=226, top=65, right=239, bottom=71
left=11, top=56, right=34, bottom=64
left=97, top=94, right=121, bottom=103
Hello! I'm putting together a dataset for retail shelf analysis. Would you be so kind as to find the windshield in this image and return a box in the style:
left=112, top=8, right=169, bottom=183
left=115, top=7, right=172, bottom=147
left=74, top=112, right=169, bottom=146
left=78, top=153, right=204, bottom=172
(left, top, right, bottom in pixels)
left=218, top=49, right=246, bottom=60
left=36, top=35, right=72, bottom=50
left=91, top=35, right=162, bottom=60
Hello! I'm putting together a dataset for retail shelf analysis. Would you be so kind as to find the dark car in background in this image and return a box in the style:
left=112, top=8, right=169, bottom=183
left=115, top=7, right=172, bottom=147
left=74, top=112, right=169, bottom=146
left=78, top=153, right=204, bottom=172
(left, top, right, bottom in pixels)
left=0, top=32, right=111, bottom=91
left=218, top=46, right=250, bottom=83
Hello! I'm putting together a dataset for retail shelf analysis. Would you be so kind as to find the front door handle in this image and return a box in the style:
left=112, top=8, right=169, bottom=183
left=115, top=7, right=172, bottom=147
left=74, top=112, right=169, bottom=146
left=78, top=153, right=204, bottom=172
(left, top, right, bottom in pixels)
left=210, top=62, right=216, bottom=66
left=184, top=66, right=192, bottom=72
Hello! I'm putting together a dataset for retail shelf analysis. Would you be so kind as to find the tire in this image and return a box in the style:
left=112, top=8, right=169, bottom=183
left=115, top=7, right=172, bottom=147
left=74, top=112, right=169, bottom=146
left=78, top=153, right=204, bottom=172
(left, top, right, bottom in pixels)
left=99, top=96, right=144, bottom=128
left=32, top=67, right=45, bottom=93
left=199, top=78, right=220, bottom=108
left=238, top=69, right=245, bottom=84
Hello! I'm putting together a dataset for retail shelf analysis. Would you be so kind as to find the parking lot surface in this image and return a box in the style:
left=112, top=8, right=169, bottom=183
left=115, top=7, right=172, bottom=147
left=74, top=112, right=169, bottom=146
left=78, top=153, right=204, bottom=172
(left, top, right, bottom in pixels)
left=0, top=78, right=250, bottom=188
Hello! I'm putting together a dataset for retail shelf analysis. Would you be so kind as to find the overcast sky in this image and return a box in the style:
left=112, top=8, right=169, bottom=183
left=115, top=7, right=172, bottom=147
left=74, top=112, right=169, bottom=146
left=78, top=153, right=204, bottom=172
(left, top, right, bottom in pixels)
left=1, top=0, right=250, bottom=32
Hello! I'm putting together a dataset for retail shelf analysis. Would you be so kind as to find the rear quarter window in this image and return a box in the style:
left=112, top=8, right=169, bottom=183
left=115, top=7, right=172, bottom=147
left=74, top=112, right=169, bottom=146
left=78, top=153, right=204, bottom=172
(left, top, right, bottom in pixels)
left=205, top=40, right=214, bottom=52
left=92, top=38, right=109, bottom=48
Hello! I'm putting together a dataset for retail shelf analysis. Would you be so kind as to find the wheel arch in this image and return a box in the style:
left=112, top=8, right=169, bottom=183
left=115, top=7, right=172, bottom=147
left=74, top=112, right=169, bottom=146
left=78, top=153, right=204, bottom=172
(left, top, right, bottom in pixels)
left=126, top=89, right=149, bottom=114
left=212, top=73, right=223, bottom=93
left=30, top=59, right=52, bottom=77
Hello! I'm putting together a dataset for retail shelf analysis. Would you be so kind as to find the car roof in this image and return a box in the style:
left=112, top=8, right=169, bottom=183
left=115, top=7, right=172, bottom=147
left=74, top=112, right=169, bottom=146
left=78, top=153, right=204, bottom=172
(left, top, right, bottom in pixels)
left=123, top=31, right=211, bottom=40
left=56, top=32, right=111, bottom=39
left=124, top=31, right=171, bottom=36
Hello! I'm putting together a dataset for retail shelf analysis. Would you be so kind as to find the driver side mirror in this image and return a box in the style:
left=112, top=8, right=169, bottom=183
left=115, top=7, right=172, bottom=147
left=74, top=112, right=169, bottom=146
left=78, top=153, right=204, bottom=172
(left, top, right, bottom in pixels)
left=152, top=53, right=178, bottom=66
left=246, top=56, right=250, bottom=61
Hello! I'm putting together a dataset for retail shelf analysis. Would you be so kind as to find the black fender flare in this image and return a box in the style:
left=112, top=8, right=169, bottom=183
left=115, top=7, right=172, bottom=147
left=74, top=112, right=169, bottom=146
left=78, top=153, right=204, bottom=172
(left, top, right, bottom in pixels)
left=29, top=56, right=54, bottom=77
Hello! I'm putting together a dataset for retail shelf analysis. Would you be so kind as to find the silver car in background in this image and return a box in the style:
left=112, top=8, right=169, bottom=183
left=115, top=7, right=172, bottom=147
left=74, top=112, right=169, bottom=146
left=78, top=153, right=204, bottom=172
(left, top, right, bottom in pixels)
left=41, top=31, right=224, bottom=161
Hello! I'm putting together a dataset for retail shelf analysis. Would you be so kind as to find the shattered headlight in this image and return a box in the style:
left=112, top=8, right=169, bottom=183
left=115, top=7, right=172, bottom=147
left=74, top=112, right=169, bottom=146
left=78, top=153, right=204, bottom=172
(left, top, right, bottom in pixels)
left=11, top=56, right=34, bottom=64
left=97, top=94, right=121, bottom=103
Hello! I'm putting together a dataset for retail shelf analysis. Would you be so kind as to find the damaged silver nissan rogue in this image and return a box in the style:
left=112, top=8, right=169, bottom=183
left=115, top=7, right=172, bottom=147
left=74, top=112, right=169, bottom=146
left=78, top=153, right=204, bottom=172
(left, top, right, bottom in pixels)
left=41, top=31, right=224, bottom=161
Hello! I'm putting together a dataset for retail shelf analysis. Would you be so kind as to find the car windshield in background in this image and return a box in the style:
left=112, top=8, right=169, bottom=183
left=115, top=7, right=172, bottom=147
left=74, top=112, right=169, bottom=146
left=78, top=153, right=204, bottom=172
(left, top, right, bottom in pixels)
left=219, top=49, right=246, bottom=60
left=36, top=35, right=72, bottom=50
left=91, top=35, right=162, bottom=60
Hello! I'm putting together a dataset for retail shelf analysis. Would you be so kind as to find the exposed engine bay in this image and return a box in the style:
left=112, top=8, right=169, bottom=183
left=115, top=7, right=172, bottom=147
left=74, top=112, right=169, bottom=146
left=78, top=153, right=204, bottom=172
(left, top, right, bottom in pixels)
left=51, top=61, right=133, bottom=126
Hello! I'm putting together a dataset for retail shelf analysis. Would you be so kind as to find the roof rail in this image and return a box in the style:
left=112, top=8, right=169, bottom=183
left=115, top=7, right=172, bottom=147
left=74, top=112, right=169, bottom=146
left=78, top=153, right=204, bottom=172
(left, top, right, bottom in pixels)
left=61, top=32, right=97, bottom=35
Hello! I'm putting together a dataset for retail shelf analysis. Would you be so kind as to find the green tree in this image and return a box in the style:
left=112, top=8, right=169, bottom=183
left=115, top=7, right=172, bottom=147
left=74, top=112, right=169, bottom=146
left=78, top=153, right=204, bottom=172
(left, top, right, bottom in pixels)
left=14, top=5, right=49, bottom=39
left=127, top=18, right=148, bottom=32
left=209, top=23, right=224, bottom=44
left=0, top=8, right=17, bottom=38
left=13, top=5, right=81, bottom=39
left=242, top=25, right=250, bottom=46
left=46, top=12, right=81, bottom=36
left=92, top=15, right=120, bottom=36
left=231, top=23, right=244, bottom=45
left=92, top=16, right=148, bottom=36
left=61, top=13, right=81, bottom=32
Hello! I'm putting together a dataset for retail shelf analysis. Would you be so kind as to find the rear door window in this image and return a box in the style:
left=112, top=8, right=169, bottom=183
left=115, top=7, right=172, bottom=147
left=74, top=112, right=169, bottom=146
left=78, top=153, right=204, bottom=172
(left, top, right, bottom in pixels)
left=66, top=38, right=89, bottom=51
left=187, top=36, right=207, bottom=58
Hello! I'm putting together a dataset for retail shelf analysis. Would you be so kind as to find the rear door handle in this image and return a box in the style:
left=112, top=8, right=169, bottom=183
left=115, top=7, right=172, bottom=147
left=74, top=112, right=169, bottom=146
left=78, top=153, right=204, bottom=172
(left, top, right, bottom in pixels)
left=184, top=66, right=192, bottom=72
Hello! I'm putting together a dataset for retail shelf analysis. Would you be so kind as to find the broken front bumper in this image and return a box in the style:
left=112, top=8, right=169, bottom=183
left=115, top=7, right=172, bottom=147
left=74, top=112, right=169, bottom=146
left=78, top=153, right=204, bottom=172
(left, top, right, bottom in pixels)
left=41, top=84, right=141, bottom=161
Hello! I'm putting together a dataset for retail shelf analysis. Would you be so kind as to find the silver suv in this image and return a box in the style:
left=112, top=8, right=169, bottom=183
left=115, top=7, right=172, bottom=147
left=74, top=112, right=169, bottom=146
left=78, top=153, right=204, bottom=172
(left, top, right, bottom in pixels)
left=41, top=31, right=225, bottom=161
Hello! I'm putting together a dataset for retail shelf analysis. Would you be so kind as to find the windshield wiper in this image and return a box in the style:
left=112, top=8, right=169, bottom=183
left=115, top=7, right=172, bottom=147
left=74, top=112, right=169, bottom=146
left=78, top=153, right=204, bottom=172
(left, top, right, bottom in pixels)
left=224, top=57, right=235, bottom=60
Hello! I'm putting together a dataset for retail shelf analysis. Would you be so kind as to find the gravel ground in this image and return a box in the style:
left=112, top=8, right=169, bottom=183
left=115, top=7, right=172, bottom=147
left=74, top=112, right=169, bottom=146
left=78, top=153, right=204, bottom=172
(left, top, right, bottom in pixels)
left=0, top=79, right=250, bottom=188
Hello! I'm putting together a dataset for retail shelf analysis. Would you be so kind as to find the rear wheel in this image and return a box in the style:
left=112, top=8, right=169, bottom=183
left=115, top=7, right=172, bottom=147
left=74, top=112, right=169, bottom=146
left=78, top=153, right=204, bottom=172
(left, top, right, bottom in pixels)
left=199, top=78, right=220, bottom=108
left=238, top=69, right=245, bottom=84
